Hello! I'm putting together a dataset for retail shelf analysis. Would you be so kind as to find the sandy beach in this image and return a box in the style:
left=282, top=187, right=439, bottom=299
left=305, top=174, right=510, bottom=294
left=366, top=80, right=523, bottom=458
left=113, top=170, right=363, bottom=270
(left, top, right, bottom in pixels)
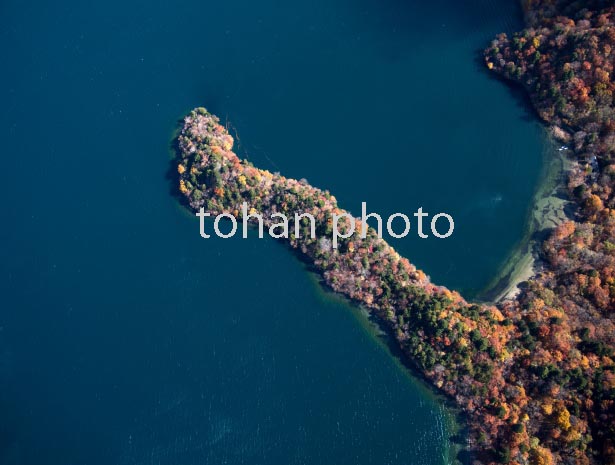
left=479, top=136, right=573, bottom=302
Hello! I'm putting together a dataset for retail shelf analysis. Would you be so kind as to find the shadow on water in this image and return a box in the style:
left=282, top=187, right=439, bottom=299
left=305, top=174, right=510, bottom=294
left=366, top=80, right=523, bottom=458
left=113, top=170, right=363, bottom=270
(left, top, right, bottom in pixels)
left=165, top=120, right=188, bottom=206
left=474, top=49, right=543, bottom=124
left=355, top=0, right=525, bottom=37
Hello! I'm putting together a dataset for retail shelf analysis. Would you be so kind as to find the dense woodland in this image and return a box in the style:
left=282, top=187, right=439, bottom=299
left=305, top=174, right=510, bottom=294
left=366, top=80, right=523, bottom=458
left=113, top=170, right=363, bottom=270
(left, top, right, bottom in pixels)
left=175, top=2, right=615, bottom=464
left=485, top=1, right=615, bottom=463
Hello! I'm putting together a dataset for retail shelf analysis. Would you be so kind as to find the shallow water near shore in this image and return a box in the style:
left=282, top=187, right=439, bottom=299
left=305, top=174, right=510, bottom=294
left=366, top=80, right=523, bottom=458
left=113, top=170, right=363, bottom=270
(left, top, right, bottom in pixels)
left=0, top=0, right=545, bottom=464
left=478, top=140, right=572, bottom=302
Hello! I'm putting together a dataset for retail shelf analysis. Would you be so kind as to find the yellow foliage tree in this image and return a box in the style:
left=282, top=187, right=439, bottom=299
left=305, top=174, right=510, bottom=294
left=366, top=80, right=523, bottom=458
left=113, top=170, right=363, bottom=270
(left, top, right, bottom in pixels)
left=555, top=405, right=571, bottom=431
left=530, top=446, right=554, bottom=465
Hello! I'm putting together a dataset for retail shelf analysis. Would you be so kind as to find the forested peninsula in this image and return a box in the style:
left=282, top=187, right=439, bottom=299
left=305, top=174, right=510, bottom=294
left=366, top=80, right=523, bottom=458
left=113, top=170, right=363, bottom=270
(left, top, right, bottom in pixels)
left=174, top=2, right=615, bottom=464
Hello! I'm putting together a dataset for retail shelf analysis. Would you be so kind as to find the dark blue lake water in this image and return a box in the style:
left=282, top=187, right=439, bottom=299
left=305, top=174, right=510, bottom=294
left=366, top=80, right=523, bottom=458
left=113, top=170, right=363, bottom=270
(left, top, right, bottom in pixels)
left=0, top=0, right=546, bottom=464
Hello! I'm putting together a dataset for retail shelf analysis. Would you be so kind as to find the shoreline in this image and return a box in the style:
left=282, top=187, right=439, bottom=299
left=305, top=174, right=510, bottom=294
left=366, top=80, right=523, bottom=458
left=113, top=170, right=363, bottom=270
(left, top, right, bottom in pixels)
left=335, top=292, right=470, bottom=465
left=301, top=252, right=470, bottom=465
left=477, top=131, right=573, bottom=303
